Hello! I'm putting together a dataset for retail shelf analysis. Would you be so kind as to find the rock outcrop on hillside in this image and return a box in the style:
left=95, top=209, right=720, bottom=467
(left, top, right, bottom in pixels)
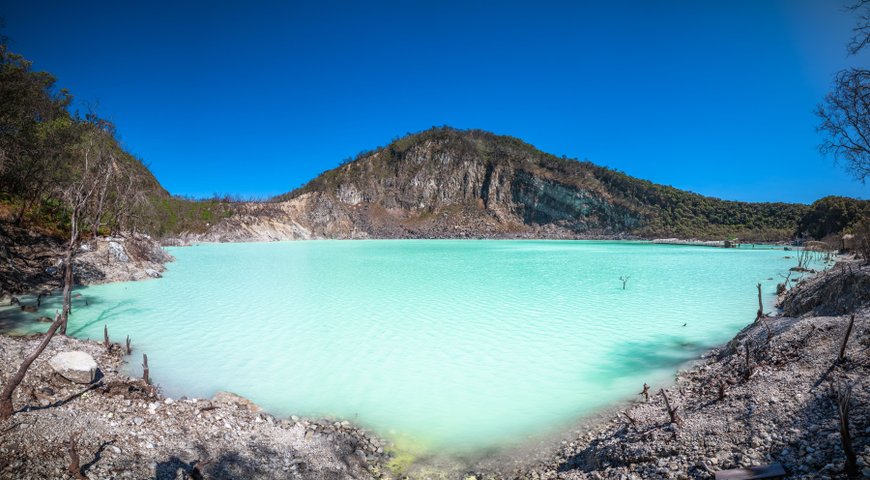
left=0, top=220, right=172, bottom=299
left=196, top=128, right=808, bottom=242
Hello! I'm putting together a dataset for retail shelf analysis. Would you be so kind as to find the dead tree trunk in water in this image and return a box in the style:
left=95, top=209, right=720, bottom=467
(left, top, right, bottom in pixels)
left=125, top=336, right=131, bottom=355
left=0, top=313, right=63, bottom=420
left=103, top=325, right=110, bottom=350
left=142, top=353, right=150, bottom=385
left=639, top=383, right=649, bottom=402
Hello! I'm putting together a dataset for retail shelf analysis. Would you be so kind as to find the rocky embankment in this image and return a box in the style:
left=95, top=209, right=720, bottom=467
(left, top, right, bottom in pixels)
left=0, top=334, right=388, bottom=479
left=507, top=260, right=869, bottom=480
left=0, top=221, right=171, bottom=300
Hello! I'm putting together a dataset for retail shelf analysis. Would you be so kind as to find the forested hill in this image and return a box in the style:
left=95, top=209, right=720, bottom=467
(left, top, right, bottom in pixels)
left=266, top=127, right=811, bottom=241
left=0, top=42, right=232, bottom=237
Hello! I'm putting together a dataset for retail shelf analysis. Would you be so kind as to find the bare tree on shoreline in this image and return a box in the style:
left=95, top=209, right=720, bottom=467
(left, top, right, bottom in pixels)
left=56, top=115, right=137, bottom=335
left=0, top=313, right=63, bottom=420
left=57, top=124, right=110, bottom=334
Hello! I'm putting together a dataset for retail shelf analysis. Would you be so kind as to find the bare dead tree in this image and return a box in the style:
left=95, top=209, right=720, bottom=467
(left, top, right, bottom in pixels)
left=834, top=383, right=859, bottom=478
left=103, top=325, right=110, bottom=350
left=848, top=0, right=870, bottom=55
left=57, top=133, right=106, bottom=334
left=66, top=431, right=86, bottom=479
left=778, top=271, right=794, bottom=292
left=815, top=1, right=870, bottom=182
left=838, top=315, right=856, bottom=364
left=90, top=148, right=119, bottom=237
left=659, top=389, right=682, bottom=426
left=619, top=275, right=630, bottom=290
left=142, top=353, right=150, bottom=385
left=0, top=312, right=63, bottom=420
left=639, top=383, right=649, bottom=402
left=125, top=335, right=131, bottom=355
left=57, top=120, right=135, bottom=335
left=817, top=67, right=870, bottom=182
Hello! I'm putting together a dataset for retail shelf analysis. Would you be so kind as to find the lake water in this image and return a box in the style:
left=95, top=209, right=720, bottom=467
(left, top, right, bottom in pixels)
left=3, top=240, right=801, bottom=453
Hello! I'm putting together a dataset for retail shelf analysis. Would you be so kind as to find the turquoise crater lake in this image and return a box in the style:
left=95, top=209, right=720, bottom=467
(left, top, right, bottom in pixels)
left=9, top=241, right=799, bottom=451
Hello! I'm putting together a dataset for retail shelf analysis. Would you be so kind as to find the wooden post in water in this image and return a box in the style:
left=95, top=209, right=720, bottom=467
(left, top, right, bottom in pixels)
left=142, top=353, right=150, bottom=385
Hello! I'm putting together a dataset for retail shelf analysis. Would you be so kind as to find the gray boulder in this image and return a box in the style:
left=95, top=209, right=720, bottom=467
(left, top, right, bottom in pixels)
left=48, top=351, right=99, bottom=384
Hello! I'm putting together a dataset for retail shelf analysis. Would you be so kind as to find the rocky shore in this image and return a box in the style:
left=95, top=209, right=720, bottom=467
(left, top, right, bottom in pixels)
left=504, top=260, right=870, bottom=480
left=0, top=333, right=388, bottom=479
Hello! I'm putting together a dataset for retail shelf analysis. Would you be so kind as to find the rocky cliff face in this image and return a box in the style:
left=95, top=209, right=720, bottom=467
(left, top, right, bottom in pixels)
left=199, top=128, right=807, bottom=241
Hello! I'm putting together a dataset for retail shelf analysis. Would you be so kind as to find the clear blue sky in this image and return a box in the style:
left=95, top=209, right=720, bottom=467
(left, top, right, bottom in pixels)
left=3, top=0, right=868, bottom=202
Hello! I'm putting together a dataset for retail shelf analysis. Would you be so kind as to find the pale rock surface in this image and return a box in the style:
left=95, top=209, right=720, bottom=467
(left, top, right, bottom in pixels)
left=48, top=350, right=98, bottom=384
left=107, top=241, right=130, bottom=263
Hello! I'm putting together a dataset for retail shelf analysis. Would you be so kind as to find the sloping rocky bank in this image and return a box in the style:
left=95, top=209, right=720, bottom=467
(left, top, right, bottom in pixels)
left=501, top=260, right=869, bottom=480
left=0, top=334, right=388, bottom=479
